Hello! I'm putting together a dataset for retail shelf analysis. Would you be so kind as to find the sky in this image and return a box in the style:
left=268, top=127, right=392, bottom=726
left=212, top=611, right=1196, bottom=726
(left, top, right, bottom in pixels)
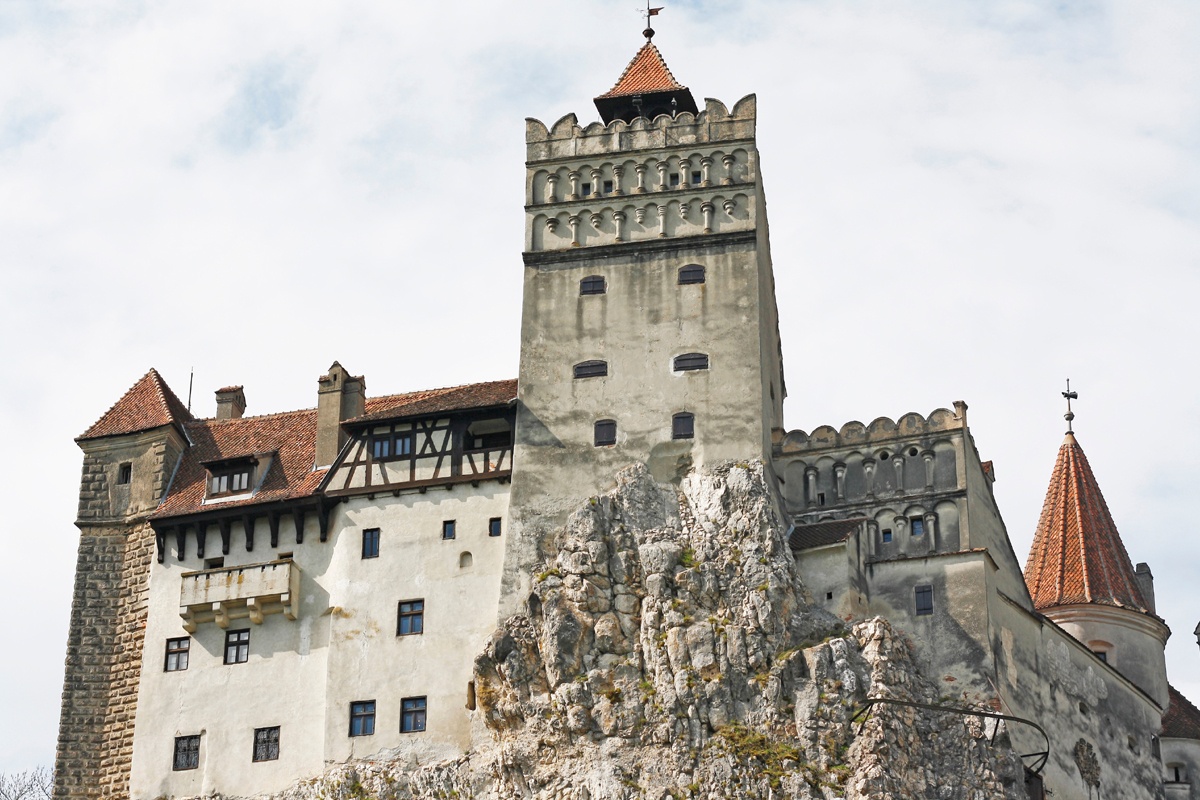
left=1, top=0, right=1198, bottom=774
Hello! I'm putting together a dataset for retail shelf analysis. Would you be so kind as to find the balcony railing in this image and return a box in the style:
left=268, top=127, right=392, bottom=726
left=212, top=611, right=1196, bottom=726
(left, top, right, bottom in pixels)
left=179, top=558, right=298, bottom=632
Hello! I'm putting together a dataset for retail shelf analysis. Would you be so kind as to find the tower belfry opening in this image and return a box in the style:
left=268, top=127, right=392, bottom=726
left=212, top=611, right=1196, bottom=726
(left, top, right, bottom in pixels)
left=593, top=40, right=699, bottom=124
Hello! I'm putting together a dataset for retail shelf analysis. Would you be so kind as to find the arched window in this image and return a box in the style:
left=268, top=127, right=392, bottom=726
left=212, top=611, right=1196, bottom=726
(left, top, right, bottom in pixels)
left=673, top=353, right=709, bottom=372
left=594, top=419, right=617, bottom=446
left=459, top=551, right=473, bottom=569
left=573, top=360, right=608, bottom=379
left=672, top=412, right=695, bottom=440
left=678, top=264, right=706, bottom=285
left=580, top=275, right=606, bottom=295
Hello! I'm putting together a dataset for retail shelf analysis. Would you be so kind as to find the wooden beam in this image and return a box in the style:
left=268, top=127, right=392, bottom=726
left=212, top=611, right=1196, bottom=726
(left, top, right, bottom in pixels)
left=292, top=507, right=306, bottom=544
left=156, top=529, right=167, bottom=564
left=219, top=518, right=232, bottom=555
left=243, top=514, right=255, bottom=552
left=268, top=512, right=280, bottom=549
left=194, top=523, right=206, bottom=559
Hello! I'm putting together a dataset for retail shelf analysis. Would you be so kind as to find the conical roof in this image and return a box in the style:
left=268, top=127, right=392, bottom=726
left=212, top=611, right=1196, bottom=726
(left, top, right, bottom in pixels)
left=598, top=42, right=687, bottom=99
left=79, top=368, right=194, bottom=441
left=1023, top=433, right=1149, bottom=612
left=593, top=41, right=698, bottom=124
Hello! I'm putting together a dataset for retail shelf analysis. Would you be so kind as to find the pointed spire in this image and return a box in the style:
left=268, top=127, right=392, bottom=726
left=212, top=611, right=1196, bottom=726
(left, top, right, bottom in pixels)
left=594, top=41, right=698, bottom=124
left=1023, top=432, right=1150, bottom=613
left=79, top=368, right=194, bottom=441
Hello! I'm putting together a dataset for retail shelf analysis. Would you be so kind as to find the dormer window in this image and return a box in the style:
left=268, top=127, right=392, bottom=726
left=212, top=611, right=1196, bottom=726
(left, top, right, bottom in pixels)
left=204, top=458, right=259, bottom=499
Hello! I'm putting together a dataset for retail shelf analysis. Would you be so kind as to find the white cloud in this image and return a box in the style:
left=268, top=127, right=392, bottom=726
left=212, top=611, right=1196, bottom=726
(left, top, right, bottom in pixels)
left=1, top=0, right=1198, bottom=772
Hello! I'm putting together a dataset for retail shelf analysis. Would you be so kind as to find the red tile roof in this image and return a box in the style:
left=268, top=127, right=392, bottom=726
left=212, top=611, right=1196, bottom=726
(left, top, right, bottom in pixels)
left=79, top=368, right=194, bottom=441
left=150, top=378, right=517, bottom=520
left=1023, top=433, right=1149, bottom=613
left=152, top=408, right=323, bottom=519
left=1163, top=685, right=1200, bottom=740
left=789, top=518, right=865, bottom=551
left=597, top=43, right=687, bottom=99
left=354, top=379, right=517, bottom=425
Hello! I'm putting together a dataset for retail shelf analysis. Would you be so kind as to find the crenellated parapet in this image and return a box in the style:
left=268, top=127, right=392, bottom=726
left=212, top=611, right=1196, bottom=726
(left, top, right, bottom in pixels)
left=777, top=406, right=965, bottom=454
left=524, top=96, right=759, bottom=252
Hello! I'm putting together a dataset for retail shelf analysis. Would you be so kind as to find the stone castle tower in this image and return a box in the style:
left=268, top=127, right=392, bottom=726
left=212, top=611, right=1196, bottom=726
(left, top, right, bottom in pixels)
left=503, top=39, right=785, bottom=614
left=55, top=370, right=193, bottom=798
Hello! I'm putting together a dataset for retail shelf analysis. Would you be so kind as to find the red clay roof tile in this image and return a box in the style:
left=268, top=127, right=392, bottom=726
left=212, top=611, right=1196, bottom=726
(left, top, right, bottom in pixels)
left=354, top=379, right=516, bottom=424
left=597, top=43, right=687, bottom=99
left=1163, top=685, right=1200, bottom=740
left=1023, top=433, right=1149, bottom=613
left=789, top=518, right=865, bottom=551
left=79, top=369, right=194, bottom=441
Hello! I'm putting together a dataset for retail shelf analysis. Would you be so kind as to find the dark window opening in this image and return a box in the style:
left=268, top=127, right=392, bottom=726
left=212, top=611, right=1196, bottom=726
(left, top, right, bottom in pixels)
left=466, top=427, right=511, bottom=450
left=373, top=433, right=413, bottom=461
left=879, top=451, right=890, bottom=461
left=594, top=419, right=617, bottom=447
left=164, top=637, right=190, bottom=672
left=253, top=727, right=280, bottom=762
left=117, top=463, right=132, bottom=485
left=580, top=275, right=606, bottom=295
left=602, top=180, right=613, bottom=194
left=398, top=599, right=425, bottom=635
left=488, top=517, right=502, bottom=537
left=673, top=353, right=709, bottom=372
left=401, top=697, right=427, bottom=733
left=817, top=492, right=826, bottom=506
left=224, top=629, right=249, bottom=664
left=1092, top=650, right=1108, bottom=663
left=678, top=264, right=706, bottom=285
left=908, top=447, right=919, bottom=457
left=349, top=701, right=376, bottom=737
left=580, top=182, right=591, bottom=196
left=825, top=592, right=833, bottom=600
left=669, top=173, right=680, bottom=187
left=672, top=412, right=695, bottom=440
left=881, top=529, right=893, bottom=543
left=691, top=170, right=702, bottom=185
left=362, top=528, right=380, bottom=559
left=573, top=360, right=609, bottom=379
left=442, top=520, right=456, bottom=540
left=277, top=551, right=293, bottom=560
left=209, top=465, right=252, bottom=497
left=173, top=735, right=200, bottom=771
left=910, top=518, right=925, bottom=537
left=204, top=557, right=225, bottom=570
left=914, top=585, right=934, bottom=616
left=1169, top=764, right=1187, bottom=783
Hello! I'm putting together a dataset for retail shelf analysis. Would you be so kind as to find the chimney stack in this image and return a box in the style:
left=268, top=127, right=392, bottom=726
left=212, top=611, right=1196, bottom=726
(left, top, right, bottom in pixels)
left=315, top=362, right=366, bottom=468
left=215, top=386, right=247, bottom=420
left=1134, top=562, right=1156, bottom=614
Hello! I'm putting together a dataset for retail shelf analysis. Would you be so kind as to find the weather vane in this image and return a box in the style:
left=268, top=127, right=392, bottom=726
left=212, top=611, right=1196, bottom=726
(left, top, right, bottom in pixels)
left=1062, top=379, right=1078, bottom=434
left=641, top=1, right=663, bottom=40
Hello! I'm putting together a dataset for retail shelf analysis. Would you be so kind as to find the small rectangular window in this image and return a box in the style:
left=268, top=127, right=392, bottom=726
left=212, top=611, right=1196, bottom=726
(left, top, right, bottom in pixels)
left=362, top=528, right=380, bottom=559
left=580, top=182, right=591, bottom=196
left=488, top=517, right=502, bottom=537
left=672, top=412, right=694, bottom=440
left=442, top=520, right=456, bottom=540
left=117, top=463, right=132, bottom=485
left=204, top=557, right=225, bottom=570
left=602, top=180, right=613, bottom=194
left=678, top=264, right=706, bottom=284
left=594, top=419, right=617, bottom=447
left=915, top=585, right=934, bottom=616
left=573, top=360, right=608, bottom=379
left=373, top=437, right=391, bottom=459
left=401, top=697, right=427, bottom=733
left=673, top=353, right=710, bottom=372
left=691, top=170, right=702, bottom=185
left=817, top=492, right=826, bottom=506
left=398, top=599, right=425, bottom=635
left=224, top=629, right=250, bottom=664
left=881, top=529, right=893, bottom=543
left=395, top=434, right=413, bottom=457
left=669, top=173, right=680, bottom=187
left=349, top=701, right=376, bottom=737
left=165, top=637, right=190, bottom=672
left=579, top=275, right=606, bottom=295
left=910, top=518, right=925, bottom=537
left=209, top=466, right=252, bottom=497
left=231, top=470, right=250, bottom=492
left=252, top=726, right=280, bottom=762
left=1092, top=650, right=1108, bottom=663
left=173, top=735, right=200, bottom=771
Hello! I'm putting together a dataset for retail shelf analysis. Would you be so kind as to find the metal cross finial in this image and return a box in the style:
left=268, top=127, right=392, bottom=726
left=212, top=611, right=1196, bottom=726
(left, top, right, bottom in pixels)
left=641, top=2, right=663, bottom=40
left=1062, top=379, right=1078, bottom=434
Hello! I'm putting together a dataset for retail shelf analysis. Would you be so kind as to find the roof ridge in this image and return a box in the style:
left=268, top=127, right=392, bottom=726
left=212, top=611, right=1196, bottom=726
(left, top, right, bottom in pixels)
left=79, top=368, right=195, bottom=441
left=189, top=407, right=318, bottom=425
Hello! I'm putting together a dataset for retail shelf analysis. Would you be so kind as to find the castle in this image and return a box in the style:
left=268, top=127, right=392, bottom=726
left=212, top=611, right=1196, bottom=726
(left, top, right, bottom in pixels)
left=54, top=35, right=1200, bottom=800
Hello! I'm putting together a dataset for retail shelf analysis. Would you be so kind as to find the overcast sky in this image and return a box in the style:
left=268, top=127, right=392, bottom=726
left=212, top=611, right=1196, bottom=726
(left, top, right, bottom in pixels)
left=2, top=0, right=1198, bottom=774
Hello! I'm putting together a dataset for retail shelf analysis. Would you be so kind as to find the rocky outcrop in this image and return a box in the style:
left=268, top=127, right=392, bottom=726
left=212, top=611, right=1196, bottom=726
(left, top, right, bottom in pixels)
left=231, top=461, right=1029, bottom=800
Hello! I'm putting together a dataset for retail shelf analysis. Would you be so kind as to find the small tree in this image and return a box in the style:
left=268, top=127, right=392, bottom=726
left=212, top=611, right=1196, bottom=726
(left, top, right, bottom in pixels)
left=0, top=767, right=53, bottom=800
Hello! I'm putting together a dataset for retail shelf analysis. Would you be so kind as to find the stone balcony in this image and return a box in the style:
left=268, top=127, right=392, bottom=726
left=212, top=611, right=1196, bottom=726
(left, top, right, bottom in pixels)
left=179, top=558, right=299, bottom=632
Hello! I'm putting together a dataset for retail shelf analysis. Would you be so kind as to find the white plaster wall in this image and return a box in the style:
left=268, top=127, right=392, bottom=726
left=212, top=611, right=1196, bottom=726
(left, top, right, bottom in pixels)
left=1162, top=737, right=1200, bottom=799
left=129, top=480, right=508, bottom=799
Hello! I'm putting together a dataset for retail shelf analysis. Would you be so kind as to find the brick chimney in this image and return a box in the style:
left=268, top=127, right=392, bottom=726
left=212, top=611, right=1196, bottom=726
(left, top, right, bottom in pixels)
left=315, top=362, right=366, bottom=468
left=215, top=386, right=247, bottom=420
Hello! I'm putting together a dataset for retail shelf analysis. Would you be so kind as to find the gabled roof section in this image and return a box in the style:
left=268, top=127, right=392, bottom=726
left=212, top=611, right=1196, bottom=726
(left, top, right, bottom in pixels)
left=1023, top=433, right=1149, bottom=613
left=79, top=368, right=194, bottom=441
left=152, top=409, right=322, bottom=519
left=789, top=518, right=865, bottom=551
left=599, top=42, right=687, bottom=99
left=352, top=379, right=517, bottom=425
left=1163, top=685, right=1200, bottom=740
